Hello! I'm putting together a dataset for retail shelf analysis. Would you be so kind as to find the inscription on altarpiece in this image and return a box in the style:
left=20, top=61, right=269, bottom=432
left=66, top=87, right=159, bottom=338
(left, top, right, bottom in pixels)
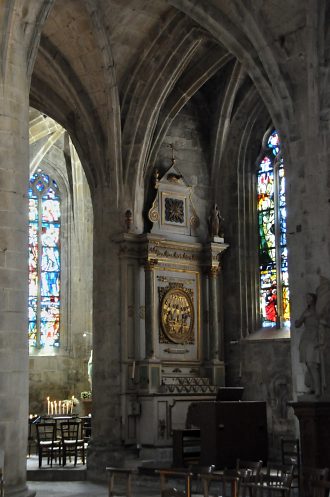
left=159, top=283, right=195, bottom=345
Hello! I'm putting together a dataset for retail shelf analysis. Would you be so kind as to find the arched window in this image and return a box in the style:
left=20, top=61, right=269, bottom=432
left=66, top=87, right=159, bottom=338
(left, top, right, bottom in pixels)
left=257, top=130, right=290, bottom=328
left=28, top=171, right=61, bottom=349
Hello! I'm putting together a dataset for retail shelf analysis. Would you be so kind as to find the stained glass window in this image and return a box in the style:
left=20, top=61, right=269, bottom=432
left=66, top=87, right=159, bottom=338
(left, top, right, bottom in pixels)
left=29, top=171, right=61, bottom=348
left=257, top=130, right=290, bottom=328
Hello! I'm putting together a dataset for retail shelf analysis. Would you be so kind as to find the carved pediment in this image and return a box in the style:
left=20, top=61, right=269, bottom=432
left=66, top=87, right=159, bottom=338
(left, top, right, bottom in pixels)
left=148, top=165, right=199, bottom=238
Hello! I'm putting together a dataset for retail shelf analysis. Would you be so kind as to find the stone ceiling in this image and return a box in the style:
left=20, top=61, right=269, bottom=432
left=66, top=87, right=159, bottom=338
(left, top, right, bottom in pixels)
left=29, top=0, right=313, bottom=195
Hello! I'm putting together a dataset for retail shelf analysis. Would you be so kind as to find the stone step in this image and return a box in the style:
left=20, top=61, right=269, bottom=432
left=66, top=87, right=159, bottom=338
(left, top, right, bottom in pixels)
left=27, top=467, right=87, bottom=482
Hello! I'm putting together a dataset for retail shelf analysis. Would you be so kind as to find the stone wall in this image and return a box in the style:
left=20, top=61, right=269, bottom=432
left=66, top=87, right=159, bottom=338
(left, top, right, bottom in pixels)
left=154, top=98, right=211, bottom=241
left=240, top=338, right=296, bottom=460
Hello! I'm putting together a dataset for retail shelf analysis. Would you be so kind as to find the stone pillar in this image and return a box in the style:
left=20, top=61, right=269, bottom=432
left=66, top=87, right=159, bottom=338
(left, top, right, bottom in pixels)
left=205, top=265, right=225, bottom=386
left=283, top=21, right=330, bottom=400
left=144, top=259, right=158, bottom=359
left=139, top=258, right=161, bottom=394
left=209, top=266, right=220, bottom=360
left=0, top=4, right=49, bottom=495
left=0, top=91, right=33, bottom=497
left=203, top=240, right=228, bottom=387
left=87, top=188, right=125, bottom=477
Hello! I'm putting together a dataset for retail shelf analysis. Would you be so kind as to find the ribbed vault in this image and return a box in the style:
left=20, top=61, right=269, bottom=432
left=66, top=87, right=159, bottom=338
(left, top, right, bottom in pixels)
left=27, top=0, right=314, bottom=212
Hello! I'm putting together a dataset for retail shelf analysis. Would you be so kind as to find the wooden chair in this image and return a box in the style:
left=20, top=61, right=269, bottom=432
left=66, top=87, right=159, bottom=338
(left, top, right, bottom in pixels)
left=236, top=460, right=263, bottom=497
left=35, top=421, right=61, bottom=467
left=281, top=439, right=300, bottom=494
left=309, top=479, right=330, bottom=497
left=159, top=469, right=193, bottom=497
left=300, top=467, right=329, bottom=497
left=60, top=420, right=84, bottom=466
left=199, top=471, right=240, bottom=497
left=106, top=467, right=135, bottom=497
left=80, top=416, right=92, bottom=444
left=255, top=463, right=294, bottom=497
left=189, top=464, right=215, bottom=495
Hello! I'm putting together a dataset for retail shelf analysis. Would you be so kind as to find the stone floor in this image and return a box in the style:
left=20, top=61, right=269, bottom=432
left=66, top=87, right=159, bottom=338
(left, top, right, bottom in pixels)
left=28, top=480, right=161, bottom=497
left=26, top=454, right=163, bottom=496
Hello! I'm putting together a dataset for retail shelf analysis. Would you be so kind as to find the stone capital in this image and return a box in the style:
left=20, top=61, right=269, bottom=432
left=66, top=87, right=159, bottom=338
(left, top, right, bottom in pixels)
left=209, top=265, right=220, bottom=277
left=145, top=258, right=158, bottom=271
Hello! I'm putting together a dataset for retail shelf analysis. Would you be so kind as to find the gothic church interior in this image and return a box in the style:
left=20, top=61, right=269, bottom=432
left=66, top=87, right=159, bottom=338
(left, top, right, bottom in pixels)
left=1, top=1, right=330, bottom=496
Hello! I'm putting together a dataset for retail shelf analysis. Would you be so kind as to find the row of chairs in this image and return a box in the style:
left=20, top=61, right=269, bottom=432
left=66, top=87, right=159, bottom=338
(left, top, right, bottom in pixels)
left=35, top=420, right=86, bottom=467
left=160, top=461, right=289, bottom=497
left=159, top=461, right=330, bottom=497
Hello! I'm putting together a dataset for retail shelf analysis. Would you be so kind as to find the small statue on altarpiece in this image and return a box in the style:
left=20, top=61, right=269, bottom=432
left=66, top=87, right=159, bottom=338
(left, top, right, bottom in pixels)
left=209, top=203, right=224, bottom=238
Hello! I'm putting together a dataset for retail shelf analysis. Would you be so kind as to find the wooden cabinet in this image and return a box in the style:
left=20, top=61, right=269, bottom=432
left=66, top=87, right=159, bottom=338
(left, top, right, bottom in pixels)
left=186, top=401, right=268, bottom=468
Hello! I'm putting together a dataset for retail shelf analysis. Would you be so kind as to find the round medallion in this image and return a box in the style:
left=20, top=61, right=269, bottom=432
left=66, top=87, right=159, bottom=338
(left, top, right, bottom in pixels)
left=160, top=287, right=194, bottom=344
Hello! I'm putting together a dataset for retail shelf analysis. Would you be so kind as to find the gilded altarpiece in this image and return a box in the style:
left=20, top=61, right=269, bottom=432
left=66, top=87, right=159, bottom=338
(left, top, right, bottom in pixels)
left=118, top=165, right=228, bottom=451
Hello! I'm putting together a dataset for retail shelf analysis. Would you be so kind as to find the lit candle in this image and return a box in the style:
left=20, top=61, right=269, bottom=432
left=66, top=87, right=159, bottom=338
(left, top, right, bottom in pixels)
left=47, top=397, right=50, bottom=416
left=54, top=400, right=58, bottom=415
left=71, top=396, right=74, bottom=414
left=51, top=401, right=54, bottom=415
left=131, top=360, right=136, bottom=380
left=59, top=400, right=62, bottom=415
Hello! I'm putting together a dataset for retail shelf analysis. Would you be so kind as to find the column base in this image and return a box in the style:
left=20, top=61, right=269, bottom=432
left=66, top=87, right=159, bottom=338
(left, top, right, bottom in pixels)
left=5, top=483, right=35, bottom=497
left=87, top=441, right=134, bottom=481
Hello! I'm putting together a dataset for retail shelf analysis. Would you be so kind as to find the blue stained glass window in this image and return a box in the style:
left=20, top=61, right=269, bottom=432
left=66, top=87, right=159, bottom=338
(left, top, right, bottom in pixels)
left=257, top=130, right=290, bottom=328
left=28, top=171, right=61, bottom=349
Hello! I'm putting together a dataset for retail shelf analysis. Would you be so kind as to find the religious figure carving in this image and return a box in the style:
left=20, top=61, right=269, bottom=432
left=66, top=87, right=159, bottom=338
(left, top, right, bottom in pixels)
left=209, top=203, right=224, bottom=238
left=295, top=293, right=321, bottom=396
left=159, top=286, right=194, bottom=344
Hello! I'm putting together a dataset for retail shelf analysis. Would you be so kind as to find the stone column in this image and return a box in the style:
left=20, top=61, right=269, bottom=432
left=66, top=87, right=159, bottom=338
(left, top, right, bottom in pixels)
left=203, top=241, right=228, bottom=386
left=0, top=2, right=54, bottom=494
left=209, top=266, right=220, bottom=360
left=139, top=258, right=162, bottom=394
left=0, top=3, right=50, bottom=495
left=144, top=259, right=158, bottom=359
left=87, top=188, right=125, bottom=477
left=0, top=87, right=32, bottom=497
